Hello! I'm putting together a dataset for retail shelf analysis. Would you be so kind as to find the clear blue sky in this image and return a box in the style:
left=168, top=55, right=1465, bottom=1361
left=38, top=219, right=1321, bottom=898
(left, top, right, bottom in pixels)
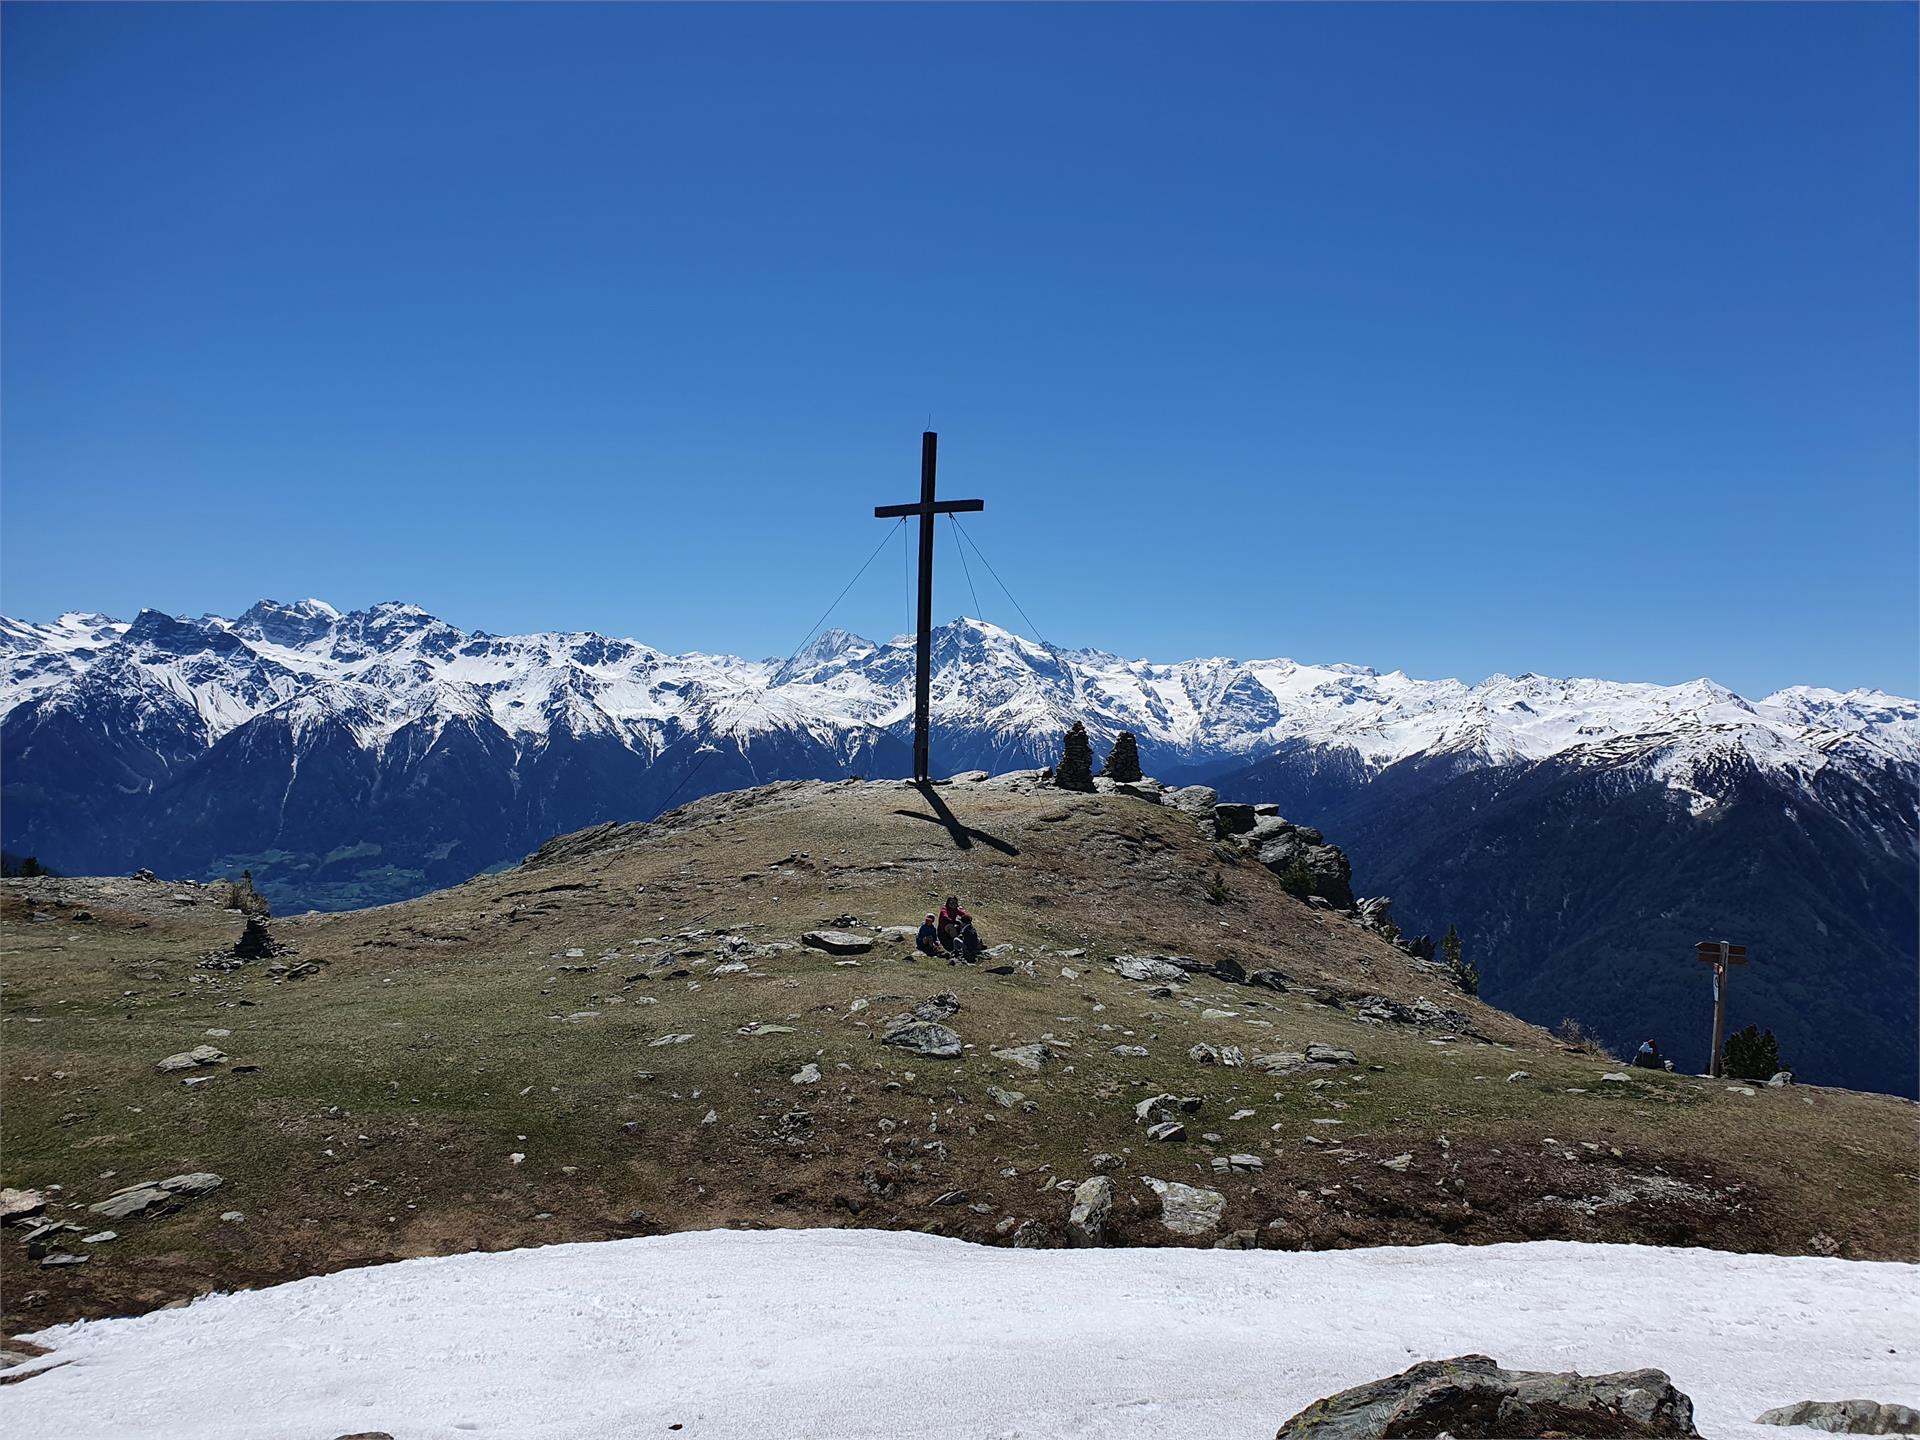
left=4, top=3, right=1914, bottom=695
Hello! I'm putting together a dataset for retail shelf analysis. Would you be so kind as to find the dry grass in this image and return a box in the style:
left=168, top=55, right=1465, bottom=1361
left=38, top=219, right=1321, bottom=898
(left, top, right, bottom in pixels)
left=3, top=776, right=1914, bottom=1335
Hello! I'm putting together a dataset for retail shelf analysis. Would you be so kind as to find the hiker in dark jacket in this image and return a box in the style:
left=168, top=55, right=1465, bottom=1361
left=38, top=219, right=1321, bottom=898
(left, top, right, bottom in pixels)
left=1632, top=1039, right=1664, bottom=1070
left=915, top=915, right=946, bottom=958
left=957, top=917, right=986, bottom=963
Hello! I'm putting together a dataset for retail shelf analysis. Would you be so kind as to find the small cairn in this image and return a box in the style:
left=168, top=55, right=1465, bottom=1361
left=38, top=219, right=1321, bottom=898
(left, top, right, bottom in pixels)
left=1053, top=722, right=1097, bottom=793
left=1100, top=730, right=1143, bottom=783
left=233, top=915, right=277, bottom=961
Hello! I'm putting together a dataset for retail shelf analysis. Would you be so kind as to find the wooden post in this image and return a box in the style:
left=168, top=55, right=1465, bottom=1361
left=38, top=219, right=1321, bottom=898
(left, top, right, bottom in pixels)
left=1697, top=940, right=1748, bottom=1077
left=874, top=432, right=984, bottom=784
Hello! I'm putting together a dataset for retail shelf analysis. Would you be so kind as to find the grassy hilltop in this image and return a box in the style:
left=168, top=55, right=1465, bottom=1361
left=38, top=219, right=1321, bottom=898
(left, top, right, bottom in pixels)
left=3, top=773, right=1914, bottom=1334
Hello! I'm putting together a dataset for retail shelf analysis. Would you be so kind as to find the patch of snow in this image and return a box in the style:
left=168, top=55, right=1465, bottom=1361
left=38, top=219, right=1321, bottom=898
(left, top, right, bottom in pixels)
left=3, top=1231, right=1912, bottom=1440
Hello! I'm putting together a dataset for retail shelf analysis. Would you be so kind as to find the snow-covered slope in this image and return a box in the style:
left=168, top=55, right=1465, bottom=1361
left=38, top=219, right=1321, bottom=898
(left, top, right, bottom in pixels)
left=3, top=1230, right=1913, bottom=1440
left=2, top=598, right=1912, bottom=779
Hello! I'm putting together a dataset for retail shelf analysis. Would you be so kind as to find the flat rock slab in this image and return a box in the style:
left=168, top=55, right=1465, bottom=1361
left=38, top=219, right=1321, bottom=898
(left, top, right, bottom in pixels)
left=1275, top=1353, right=1701, bottom=1439
left=801, top=930, right=872, bottom=956
left=880, top=1020, right=962, bottom=1059
left=155, top=1045, right=227, bottom=1073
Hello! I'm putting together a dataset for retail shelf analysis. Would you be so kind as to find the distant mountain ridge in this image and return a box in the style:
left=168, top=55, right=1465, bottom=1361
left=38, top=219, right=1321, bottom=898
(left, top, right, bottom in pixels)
left=3, top=598, right=1914, bottom=1093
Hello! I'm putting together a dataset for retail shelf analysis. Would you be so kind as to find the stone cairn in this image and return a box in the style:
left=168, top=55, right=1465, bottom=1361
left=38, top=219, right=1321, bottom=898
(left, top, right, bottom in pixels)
left=1100, top=730, right=1143, bottom=783
left=1053, top=722, right=1097, bottom=792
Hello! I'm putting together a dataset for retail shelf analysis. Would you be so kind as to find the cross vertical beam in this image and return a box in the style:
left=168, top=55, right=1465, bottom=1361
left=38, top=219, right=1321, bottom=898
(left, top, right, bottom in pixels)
left=874, top=431, right=983, bottom=783
left=912, top=432, right=938, bottom=783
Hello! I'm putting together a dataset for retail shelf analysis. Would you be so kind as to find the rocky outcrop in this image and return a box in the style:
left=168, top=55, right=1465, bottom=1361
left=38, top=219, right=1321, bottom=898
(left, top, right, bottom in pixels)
left=1273, top=1353, right=1701, bottom=1439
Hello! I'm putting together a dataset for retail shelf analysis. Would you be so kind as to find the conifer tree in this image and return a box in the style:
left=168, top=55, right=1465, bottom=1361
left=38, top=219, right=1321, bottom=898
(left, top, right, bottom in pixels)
left=1100, top=730, right=1143, bottom=783
left=1054, top=722, right=1096, bottom=792
left=1723, top=1024, right=1784, bottom=1082
left=1442, top=923, right=1479, bottom=995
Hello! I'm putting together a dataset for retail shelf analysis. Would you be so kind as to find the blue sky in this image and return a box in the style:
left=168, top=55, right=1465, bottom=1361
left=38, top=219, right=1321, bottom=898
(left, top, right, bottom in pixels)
left=3, top=3, right=1914, bottom=695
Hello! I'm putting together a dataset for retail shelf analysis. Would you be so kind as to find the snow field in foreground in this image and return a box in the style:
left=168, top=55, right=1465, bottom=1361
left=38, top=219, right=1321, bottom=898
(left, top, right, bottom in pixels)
left=6, top=1231, right=1916, bottom=1440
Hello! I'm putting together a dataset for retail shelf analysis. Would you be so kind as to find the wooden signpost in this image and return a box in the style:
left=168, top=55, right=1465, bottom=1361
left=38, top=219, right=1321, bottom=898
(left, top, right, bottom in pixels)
left=1696, top=940, right=1749, bottom=1077
left=874, top=432, right=984, bottom=783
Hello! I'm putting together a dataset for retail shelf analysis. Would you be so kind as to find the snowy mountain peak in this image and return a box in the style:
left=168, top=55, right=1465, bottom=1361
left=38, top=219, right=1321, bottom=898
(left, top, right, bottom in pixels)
left=1, top=599, right=1913, bottom=784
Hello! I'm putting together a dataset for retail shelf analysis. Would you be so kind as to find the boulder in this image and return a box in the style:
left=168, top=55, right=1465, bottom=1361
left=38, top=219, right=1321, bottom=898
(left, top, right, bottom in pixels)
left=991, top=1043, right=1052, bottom=1072
left=1162, top=784, right=1218, bottom=822
left=912, top=993, right=960, bottom=1022
left=1010, top=1219, right=1048, bottom=1249
left=1188, top=1043, right=1246, bottom=1067
left=1141, top=1176, right=1226, bottom=1236
left=1355, top=896, right=1395, bottom=934
left=1066, top=1175, right=1115, bottom=1247
left=1134, top=1092, right=1201, bottom=1125
left=1755, top=1400, right=1920, bottom=1434
left=1111, top=956, right=1189, bottom=985
left=1212, top=1154, right=1264, bottom=1175
left=802, top=930, right=873, bottom=956
left=1273, top=1354, right=1702, bottom=1439
left=880, top=1020, right=962, bottom=1059
left=0, top=1188, right=46, bottom=1223
left=1214, top=802, right=1261, bottom=837
left=155, top=1044, right=227, bottom=1074
left=1145, top=1120, right=1186, bottom=1143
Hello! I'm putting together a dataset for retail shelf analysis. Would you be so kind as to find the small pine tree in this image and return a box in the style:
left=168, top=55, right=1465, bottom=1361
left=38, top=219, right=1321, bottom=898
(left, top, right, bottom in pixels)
left=1053, top=722, right=1096, bottom=792
left=18, top=856, right=43, bottom=878
left=1723, top=1024, right=1784, bottom=1082
left=1100, top=730, right=1143, bottom=783
left=1442, top=923, right=1479, bottom=994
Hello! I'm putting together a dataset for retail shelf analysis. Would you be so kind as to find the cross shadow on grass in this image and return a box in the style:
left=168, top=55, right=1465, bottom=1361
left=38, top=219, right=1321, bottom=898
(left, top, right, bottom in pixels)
left=894, top=781, right=1021, bottom=856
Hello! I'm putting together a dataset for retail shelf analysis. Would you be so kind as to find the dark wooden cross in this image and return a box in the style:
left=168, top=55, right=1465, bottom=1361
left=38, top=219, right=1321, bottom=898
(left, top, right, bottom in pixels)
left=874, top=432, right=983, bottom=783
left=1696, top=939, right=1749, bottom=1077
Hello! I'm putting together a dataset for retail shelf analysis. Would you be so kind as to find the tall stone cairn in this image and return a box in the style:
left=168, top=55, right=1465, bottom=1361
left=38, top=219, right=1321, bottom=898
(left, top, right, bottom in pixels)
left=1100, top=730, right=1143, bottom=783
left=1054, top=722, right=1097, bottom=792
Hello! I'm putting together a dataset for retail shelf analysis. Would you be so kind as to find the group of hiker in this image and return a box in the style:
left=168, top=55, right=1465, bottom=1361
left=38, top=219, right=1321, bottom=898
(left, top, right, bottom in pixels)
left=1632, top=1038, right=1676, bottom=1072
left=915, top=896, right=986, bottom=964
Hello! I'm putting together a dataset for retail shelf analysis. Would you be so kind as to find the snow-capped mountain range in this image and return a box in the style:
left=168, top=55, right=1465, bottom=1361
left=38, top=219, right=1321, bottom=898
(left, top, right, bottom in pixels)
left=4, top=597, right=1914, bottom=1095
left=4, top=597, right=1912, bottom=780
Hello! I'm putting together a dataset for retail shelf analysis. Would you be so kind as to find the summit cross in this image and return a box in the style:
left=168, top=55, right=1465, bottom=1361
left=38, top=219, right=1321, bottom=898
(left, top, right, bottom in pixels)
left=874, top=431, right=983, bottom=783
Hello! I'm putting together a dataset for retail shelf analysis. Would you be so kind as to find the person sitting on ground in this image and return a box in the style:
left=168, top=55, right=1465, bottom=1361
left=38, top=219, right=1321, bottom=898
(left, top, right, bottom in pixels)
left=1632, top=1039, right=1664, bottom=1070
left=936, top=896, right=971, bottom=954
left=915, top=914, right=946, bottom=959
left=957, top=917, right=986, bottom=963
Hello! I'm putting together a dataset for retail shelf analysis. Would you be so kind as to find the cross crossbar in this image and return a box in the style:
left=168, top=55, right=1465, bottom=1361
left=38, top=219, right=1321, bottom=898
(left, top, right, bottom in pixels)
left=874, top=432, right=984, bottom=782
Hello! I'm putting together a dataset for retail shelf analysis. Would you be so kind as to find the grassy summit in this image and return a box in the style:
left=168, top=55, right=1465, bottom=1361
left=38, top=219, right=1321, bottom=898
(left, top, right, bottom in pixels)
left=3, top=773, right=1914, bottom=1333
